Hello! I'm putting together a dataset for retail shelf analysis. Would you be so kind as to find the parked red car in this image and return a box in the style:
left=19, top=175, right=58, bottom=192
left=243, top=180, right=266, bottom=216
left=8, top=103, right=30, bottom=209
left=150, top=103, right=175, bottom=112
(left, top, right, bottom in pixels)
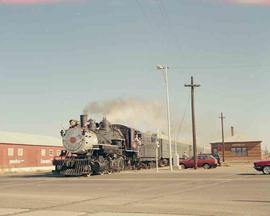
left=254, top=160, right=270, bottom=175
left=180, top=154, right=218, bottom=169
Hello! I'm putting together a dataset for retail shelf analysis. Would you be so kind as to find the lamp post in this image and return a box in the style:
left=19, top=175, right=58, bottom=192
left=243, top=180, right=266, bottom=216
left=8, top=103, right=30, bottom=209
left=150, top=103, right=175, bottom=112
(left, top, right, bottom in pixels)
left=173, top=123, right=180, bottom=169
left=156, top=65, right=173, bottom=172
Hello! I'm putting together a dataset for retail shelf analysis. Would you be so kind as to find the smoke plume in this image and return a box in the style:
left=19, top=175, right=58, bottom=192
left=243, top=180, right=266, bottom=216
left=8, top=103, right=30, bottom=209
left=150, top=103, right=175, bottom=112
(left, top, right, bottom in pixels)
left=83, top=97, right=167, bottom=133
left=84, top=97, right=216, bottom=146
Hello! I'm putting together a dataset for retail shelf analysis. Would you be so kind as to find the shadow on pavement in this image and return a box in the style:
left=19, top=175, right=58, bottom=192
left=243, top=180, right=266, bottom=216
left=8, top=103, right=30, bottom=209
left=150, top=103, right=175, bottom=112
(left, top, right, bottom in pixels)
left=233, top=200, right=270, bottom=203
left=8, top=172, right=67, bottom=178
left=237, top=173, right=264, bottom=176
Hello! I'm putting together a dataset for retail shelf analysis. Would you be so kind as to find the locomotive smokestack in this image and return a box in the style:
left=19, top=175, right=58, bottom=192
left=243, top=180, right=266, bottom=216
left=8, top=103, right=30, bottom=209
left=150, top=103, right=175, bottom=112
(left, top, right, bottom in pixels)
left=80, top=114, right=88, bottom=128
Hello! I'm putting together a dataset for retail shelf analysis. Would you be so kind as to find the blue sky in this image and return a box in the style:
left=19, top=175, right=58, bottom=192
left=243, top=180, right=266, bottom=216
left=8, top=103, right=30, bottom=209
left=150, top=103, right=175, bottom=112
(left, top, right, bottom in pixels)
left=0, top=0, right=269, bottom=149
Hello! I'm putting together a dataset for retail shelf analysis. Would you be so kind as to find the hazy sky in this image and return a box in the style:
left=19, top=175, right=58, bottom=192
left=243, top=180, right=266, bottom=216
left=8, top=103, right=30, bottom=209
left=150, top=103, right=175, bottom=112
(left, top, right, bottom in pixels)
left=0, top=0, right=270, bottom=149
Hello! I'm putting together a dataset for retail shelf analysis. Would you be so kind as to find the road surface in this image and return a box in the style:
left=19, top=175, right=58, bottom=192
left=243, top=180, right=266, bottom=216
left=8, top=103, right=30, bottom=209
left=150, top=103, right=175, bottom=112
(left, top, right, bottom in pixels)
left=0, top=164, right=269, bottom=216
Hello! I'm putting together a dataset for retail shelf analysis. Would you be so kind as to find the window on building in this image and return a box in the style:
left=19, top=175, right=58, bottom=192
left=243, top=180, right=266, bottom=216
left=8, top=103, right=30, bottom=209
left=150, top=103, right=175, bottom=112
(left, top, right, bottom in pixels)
left=49, top=150, right=54, bottom=156
left=8, top=148, right=14, bottom=156
left=231, top=147, right=248, bottom=156
left=56, top=150, right=61, bottom=156
left=41, top=149, right=46, bottom=157
left=17, top=148, right=24, bottom=156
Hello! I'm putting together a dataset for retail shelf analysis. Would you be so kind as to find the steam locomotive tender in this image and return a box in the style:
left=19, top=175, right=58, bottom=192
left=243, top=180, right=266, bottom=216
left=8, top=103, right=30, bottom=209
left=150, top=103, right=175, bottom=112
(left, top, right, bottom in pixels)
left=53, top=115, right=142, bottom=176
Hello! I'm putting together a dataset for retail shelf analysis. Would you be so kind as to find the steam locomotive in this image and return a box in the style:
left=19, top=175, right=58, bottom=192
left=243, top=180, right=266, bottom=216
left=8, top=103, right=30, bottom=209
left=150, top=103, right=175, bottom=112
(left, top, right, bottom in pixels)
left=53, top=115, right=192, bottom=176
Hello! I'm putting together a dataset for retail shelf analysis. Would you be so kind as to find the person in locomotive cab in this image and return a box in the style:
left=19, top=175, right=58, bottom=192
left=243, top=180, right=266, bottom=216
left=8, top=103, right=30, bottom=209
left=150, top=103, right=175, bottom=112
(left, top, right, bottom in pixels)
left=69, top=119, right=78, bottom=128
left=134, top=134, right=142, bottom=147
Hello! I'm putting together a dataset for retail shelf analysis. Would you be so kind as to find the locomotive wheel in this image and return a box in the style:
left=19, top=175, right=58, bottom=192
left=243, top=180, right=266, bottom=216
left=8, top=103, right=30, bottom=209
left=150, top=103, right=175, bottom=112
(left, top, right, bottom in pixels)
left=56, top=165, right=62, bottom=171
left=91, top=161, right=100, bottom=175
left=140, top=163, right=148, bottom=169
left=82, top=165, right=92, bottom=176
left=118, top=157, right=125, bottom=171
left=159, top=159, right=168, bottom=167
left=148, top=162, right=155, bottom=169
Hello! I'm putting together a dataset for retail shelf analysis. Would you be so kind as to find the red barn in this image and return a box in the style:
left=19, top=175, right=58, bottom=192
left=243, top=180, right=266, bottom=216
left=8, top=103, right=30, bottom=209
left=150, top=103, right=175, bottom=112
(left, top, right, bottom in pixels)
left=0, top=131, right=63, bottom=172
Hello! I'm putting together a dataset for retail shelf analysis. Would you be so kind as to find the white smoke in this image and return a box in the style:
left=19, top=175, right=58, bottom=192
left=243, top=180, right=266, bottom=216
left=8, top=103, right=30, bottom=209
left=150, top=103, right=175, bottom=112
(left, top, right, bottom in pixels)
left=83, top=97, right=168, bottom=133
left=83, top=97, right=214, bottom=146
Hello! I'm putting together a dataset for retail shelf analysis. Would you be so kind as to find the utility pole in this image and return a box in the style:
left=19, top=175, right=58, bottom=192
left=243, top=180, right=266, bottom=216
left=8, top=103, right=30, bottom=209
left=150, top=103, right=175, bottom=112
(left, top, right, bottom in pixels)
left=219, top=112, right=225, bottom=162
left=185, top=76, right=200, bottom=169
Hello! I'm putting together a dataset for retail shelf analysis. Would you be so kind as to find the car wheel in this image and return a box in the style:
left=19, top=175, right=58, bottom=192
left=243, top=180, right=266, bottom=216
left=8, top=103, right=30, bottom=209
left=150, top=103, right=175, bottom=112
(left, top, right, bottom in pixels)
left=203, top=164, right=210, bottom=169
left=263, top=166, right=270, bottom=175
left=180, top=164, right=186, bottom=169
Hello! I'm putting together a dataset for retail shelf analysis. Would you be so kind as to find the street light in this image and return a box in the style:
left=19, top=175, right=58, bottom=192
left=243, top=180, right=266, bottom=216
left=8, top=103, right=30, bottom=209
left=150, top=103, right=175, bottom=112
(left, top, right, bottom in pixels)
left=156, top=65, right=173, bottom=172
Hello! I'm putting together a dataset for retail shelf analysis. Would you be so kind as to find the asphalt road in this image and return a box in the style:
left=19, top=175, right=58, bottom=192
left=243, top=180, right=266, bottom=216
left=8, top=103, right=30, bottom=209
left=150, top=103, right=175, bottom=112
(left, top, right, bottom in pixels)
left=0, top=164, right=269, bottom=216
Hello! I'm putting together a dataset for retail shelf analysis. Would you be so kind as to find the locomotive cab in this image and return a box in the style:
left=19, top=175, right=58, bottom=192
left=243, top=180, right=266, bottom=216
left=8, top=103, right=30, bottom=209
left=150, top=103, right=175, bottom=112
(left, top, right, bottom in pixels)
left=111, top=139, right=125, bottom=147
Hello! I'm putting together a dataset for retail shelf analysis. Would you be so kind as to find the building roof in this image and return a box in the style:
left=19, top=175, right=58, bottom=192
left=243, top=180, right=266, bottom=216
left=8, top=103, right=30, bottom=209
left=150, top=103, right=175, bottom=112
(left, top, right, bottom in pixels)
left=210, top=134, right=262, bottom=144
left=0, top=131, right=62, bottom=147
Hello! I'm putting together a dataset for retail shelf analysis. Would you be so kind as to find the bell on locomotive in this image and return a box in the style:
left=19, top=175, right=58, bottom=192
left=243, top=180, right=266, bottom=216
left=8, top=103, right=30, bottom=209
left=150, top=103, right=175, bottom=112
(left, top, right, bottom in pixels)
left=60, top=115, right=98, bottom=154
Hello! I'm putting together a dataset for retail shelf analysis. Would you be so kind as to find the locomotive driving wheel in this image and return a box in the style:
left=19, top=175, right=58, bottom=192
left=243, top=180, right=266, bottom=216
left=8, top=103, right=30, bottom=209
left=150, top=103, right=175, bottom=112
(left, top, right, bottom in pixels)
left=117, top=157, right=125, bottom=171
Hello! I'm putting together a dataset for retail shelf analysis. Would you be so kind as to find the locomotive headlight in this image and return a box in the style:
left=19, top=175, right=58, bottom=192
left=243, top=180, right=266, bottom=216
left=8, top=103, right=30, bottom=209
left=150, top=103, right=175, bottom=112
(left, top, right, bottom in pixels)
left=69, top=137, right=77, bottom=144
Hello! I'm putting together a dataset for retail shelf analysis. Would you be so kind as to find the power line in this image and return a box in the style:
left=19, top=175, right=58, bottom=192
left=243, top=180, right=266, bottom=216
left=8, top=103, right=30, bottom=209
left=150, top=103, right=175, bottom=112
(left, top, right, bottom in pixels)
left=155, top=0, right=183, bottom=52
left=168, top=65, right=270, bottom=70
left=135, top=0, right=156, bottom=32
left=135, top=0, right=170, bottom=53
left=175, top=93, right=191, bottom=139
left=155, top=0, right=175, bottom=52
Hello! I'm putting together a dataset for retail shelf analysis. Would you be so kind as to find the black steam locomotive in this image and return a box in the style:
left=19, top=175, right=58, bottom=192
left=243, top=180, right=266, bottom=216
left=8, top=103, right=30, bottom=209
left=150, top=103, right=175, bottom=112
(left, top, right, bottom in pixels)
left=53, top=115, right=192, bottom=176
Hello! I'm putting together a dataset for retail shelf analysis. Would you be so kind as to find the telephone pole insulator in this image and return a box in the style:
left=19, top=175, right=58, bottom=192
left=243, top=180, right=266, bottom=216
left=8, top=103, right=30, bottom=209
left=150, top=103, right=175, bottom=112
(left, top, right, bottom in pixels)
left=185, top=76, right=200, bottom=170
